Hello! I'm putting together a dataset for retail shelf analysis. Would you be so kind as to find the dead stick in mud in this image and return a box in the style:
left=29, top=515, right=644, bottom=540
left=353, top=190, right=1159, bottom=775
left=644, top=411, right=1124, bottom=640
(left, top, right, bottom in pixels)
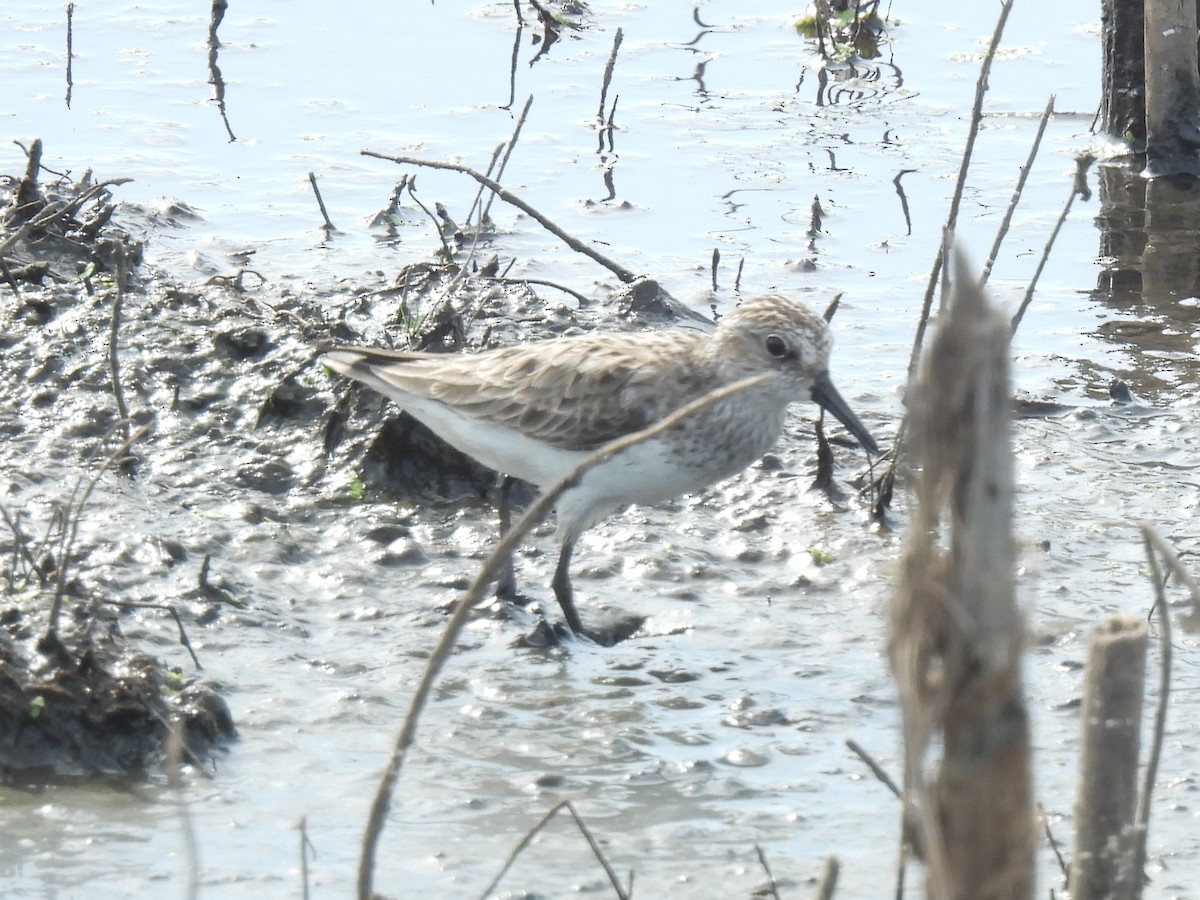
left=65, top=3, right=75, bottom=107
left=109, top=243, right=132, bottom=440
left=596, top=28, right=624, bottom=127
left=457, top=95, right=539, bottom=332
left=307, top=172, right=337, bottom=231
left=0, top=256, right=20, bottom=298
left=481, top=800, right=630, bottom=900
left=1009, top=154, right=1094, bottom=335
left=361, top=150, right=639, bottom=283
left=356, top=372, right=771, bottom=900
left=981, top=94, right=1055, bottom=285
left=15, top=137, right=43, bottom=211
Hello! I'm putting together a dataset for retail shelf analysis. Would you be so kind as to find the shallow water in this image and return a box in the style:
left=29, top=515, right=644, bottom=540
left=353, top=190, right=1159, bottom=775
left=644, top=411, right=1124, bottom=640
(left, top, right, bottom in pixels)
left=3, top=1, right=1200, bottom=898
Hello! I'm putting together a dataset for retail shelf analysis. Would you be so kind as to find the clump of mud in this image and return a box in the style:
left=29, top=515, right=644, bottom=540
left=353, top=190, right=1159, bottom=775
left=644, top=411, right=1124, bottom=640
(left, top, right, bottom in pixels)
left=0, top=602, right=234, bottom=782
left=0, top=140, right=234, bottom=783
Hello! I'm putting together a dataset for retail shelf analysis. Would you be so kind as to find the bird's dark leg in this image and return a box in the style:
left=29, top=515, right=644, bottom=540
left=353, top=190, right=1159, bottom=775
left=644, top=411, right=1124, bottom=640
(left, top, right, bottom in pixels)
left=494, top=474, right=518, bottom=602
left=551, top=538, right=587, bottom=636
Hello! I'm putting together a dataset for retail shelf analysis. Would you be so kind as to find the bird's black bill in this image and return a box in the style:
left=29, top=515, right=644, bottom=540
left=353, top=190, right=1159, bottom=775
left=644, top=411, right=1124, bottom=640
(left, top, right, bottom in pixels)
left=811, top=371, right=879, bottom=456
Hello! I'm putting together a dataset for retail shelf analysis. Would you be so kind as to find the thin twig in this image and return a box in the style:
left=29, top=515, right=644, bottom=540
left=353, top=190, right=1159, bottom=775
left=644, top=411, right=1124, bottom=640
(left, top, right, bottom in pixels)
left=362, top=150, right=639, bottom=283
left=108, top=600, right=202, bottom=669
left=846, top=738, right=903, bottom=799
left=457, top=96, right=537, bottom=332
left=404, top=176, right=454, bottom=262
left=1037, top=803, right=1069, bottom=880
left=1136, top=524, right=1188, bottom=885
left=356, top=372, right=772, bottom=899
left=109, top=243, right=132, bottom=441
left=0, top=502, right=45, bottom=588
left=1009, top=154, right=1094, bottom=334
left=46, top=423, right=150, bottom=638
left=485, top=274, right=591, bottom=306
left=754, top=844, right=781, bottom=900
left=480, top=800, right=630, bottom=900
left=906, top=0, right=1014, bottom=380
left=876, top=0, right=1014, bottom=517
left=980, top=95, right=1055, bottom=284
left=299, top=816, right=315, bottom=900
left=464, top=143, right=506, bottom=233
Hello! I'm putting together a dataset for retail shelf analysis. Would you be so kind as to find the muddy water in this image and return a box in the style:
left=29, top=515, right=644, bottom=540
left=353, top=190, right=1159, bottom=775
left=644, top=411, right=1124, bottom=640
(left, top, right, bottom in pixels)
left=3, top=1, right=1200, bottom=898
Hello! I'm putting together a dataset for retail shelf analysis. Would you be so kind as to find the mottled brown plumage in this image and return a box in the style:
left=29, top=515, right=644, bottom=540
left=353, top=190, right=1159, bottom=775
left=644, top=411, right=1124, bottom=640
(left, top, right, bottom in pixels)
left=322, top=294, right=876, bottom=641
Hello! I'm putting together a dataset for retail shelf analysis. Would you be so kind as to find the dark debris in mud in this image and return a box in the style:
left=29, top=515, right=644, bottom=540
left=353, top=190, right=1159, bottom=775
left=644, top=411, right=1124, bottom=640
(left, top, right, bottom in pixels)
left=0, top=602, right=234, bottom=784
left=0, top=138, right=143, bottom=290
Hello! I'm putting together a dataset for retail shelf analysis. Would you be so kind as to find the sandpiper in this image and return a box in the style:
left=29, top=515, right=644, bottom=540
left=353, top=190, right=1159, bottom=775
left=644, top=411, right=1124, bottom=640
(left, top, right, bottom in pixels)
left=322, top=294, right=878, bottom=642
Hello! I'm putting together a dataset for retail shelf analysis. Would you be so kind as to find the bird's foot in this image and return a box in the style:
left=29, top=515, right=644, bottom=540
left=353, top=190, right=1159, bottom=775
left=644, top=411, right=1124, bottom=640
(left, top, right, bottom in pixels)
left=519, top=614, right=647, bottom=649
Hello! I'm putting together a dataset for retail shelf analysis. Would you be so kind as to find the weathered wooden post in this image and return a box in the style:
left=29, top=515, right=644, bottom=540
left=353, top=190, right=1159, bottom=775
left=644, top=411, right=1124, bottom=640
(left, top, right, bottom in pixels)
left=1101, top=0, right=1200, bottom=175
left=1143, top=0, right=1200, bottom=176
left=890, top=249, right=1035, bottom=900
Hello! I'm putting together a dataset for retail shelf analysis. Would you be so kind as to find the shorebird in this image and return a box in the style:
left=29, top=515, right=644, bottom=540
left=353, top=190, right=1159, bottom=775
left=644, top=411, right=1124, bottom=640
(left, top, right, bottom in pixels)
left=322, top=294, right=877, bottom=642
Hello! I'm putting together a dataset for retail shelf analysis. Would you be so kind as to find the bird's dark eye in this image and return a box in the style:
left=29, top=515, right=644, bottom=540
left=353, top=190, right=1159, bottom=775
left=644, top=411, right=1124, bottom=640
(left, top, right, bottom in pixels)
left=765, top=334, right=788, bottom=358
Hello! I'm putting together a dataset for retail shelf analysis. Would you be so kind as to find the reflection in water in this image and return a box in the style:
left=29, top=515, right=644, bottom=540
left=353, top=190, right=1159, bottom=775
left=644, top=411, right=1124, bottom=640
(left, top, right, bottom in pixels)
left=1093, top=162, right=1200, bottom=394
left=206, top=0, right=235, bottom=142
left=800, top=59, right=905, bottom=108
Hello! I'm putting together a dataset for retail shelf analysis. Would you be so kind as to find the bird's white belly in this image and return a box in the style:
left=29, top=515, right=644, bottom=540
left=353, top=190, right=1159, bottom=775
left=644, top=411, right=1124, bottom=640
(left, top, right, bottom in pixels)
left=556, top=431, right=770, bottom=540
left=399, top=395, right=585, bottom=487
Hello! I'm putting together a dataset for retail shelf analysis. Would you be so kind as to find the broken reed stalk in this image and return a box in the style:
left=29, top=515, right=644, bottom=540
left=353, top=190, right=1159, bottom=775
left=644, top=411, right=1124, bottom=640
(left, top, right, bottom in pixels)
left=906, top=0, right=1014, bottom=382
left=596, top=28, right=624, bottom=129
left=361, top=150, right=639, bottom=283
left=875, top=0, right=1013, bottom=516
left=889, top=248, right=1034, bottom=900
left=477, top=93, right=532, bottom=227
left=356, top=372, right=771, bottom=900
left=980, top=94, right=1055, bottom=285
left=1068, top=614, right=1147, bottom=900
